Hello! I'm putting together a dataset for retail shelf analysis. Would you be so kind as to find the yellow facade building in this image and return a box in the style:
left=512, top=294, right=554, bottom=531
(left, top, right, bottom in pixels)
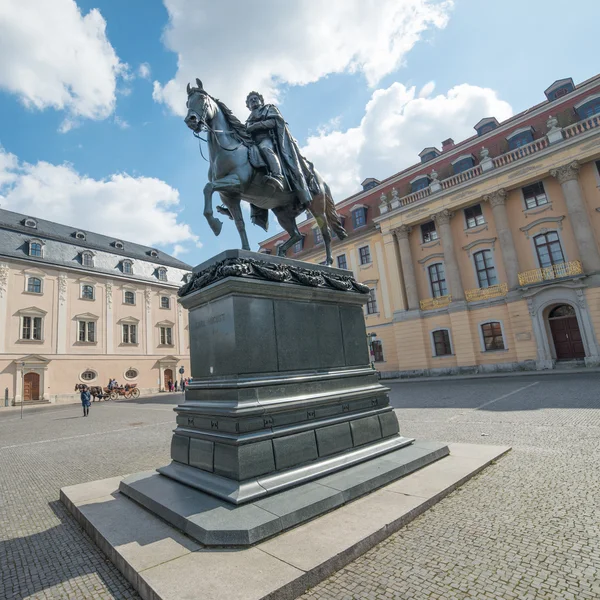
left=260, top=74, right=600, bottom=378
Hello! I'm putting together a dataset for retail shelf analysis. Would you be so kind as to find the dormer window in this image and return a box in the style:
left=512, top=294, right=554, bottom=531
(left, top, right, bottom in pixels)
left=575, top=94, right=600, bottom=120
left=24, top=218, right=37, bottom=228
left=81, top=251, right=94, bottom=267
left=75, top=231, right=86, bottom=241
left=157, top=267, right=167, bottom=282
left=544, top=78, right=574, bottom=102
left=507, top=127, right=534, bottom=150
left=474, top=117, right=499, bottom=137
left=114, top=241, right=124, bottom=250
left=122, top=260, right=133, bottom=275
left=361, top=178, right=380, bottom=192
left=410, top=176, right=430, bottom=193
left=28, top=239, right=44, bottom=257
left=149, top=250, right=159, bottom=258
left=418, top=147, right=441, bottom=164
left=451, top=154, right=475, bottom=174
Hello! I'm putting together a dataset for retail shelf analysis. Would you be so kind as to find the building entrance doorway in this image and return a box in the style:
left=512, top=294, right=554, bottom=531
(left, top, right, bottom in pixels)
left=164, top=368, right=174, bottom=390
left=23, top=372, right=40, bottom=401
left=548, top=304, right=585, bottom=360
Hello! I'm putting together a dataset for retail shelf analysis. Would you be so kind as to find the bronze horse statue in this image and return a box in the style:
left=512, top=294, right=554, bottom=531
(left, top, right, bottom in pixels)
left=184, top=79, right=347, bottom=264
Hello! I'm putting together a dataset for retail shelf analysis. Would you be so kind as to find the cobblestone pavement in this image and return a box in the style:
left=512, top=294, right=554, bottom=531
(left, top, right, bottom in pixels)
left=0, top=375, right=599, bottom=599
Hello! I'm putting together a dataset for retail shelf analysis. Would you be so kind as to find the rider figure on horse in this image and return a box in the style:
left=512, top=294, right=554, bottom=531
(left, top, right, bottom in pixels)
left=245, top=91, right=313, bottom=210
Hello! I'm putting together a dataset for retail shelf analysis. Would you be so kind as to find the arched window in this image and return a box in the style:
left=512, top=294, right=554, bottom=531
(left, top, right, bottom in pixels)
left=473, top=250, right=498, bottom=288
left=29, top=241, right=43, bottom=257
left=124, top=291, right=135, bottom=305
left=428, top=263, right=447, bottom=297
left=157, top=267, right=167, bottom=282
left=549, top=304, right=575, bottom=318
left=431, top=329, right=452, bottom=356
left=534, top=232, right=564, bottom=268
left=122, top=260, right=133, bottom=274
left=481, top=321, right=505, bottom=351
left=81, top=284, right=94, bottom=300
left=81, top=252, right=94, bottom=267
left=27, top=277, right=42, bottom=294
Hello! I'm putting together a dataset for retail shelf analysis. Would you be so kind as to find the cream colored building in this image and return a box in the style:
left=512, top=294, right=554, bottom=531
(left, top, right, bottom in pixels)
left=0, top=209, right=191, bottom=405
left=260, top=74, right=600, bottom=378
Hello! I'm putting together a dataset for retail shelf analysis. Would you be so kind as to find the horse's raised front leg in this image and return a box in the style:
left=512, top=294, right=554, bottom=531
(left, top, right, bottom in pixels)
left=203, top=173, right=242, bottom=236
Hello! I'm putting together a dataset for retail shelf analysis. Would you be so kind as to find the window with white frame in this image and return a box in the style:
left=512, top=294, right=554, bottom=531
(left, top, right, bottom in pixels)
left=160, top=296, right=171, bottom=309
left=421, top=221, right=438, bottom=243
left=21, top=316, right=43, bottom=341
left=75, top=231, right=86, bottom=240
left=27, top=277, right=42, bottom=294
left=431, top=329, right=452, bottom=356
left=24, top=218, right=37, bottom=228
left=29, top=240, right=43, bottom=257
left=124, top=290, right=135, bottom=305
left=366, top=289, right=378, bottom=314
left=358, top=245, right=371, bottom=265
left=464, top=204, right=485, bottom=229
left=81, top=284, right=94, bottom=300
left=428, top=263, right=448, bottom=297
left=81, top=252, right=94, bottom=267
left=115, top=241, right=124, bottom=250
left=122, top=323, right=137, bottom=344
left=481, top=321, right=505, bottom=351
left=157, top=267, right=167, bottom=282
left=160, top=326, right=173, bottom=345
left=122, top=260, right=133, bottom=274
left=522, top=182, right=548, bottom=209
left=534, top=231, right=565, bottom=268
left=473, top=250, right=498, bottom=288
left=150, top=250, right=159, bottom=258
left=78, top=320, right=96, bottom=343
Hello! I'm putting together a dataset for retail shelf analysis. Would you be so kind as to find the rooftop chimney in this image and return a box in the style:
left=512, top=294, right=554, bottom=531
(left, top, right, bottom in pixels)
left=441, top=138, right=455, bottom=152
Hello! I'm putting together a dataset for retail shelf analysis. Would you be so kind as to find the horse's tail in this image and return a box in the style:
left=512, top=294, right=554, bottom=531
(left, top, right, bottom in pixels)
left=324, top=183, right=347, bottom=240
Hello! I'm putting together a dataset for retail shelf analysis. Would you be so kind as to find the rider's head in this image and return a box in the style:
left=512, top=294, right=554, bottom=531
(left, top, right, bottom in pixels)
left=246, top=91, right=264, bottom=110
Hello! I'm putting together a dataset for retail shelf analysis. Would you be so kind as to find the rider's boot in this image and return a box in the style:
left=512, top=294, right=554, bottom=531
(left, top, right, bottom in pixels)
left=263, top=154, right=285, bottom=191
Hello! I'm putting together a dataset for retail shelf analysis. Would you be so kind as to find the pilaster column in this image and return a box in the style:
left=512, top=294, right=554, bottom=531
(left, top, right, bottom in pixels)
left=105, top=281, right=113, bottom=354
left=432, top=209, right=464, bottom=301
left=56, top=273, right=68, bottom=354
left=177, top=301, right=186, bottom=355
left=483, top=189, right=521, bottom=289
left=144, top=288, right=153, bottom=355
left=0, top=263, right=9, bottom=354
left=393, top=225, right=419, bottom=310
left=550, top=161, right=600, bottom=273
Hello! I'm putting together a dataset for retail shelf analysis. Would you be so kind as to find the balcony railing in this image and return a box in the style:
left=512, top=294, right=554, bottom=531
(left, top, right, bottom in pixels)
left=385, top=112, right=599, bottom=211
left=563, top=114, right=600, bottom=139
left=420, top=295, right=452, bottom=311
left=465, top=282, right=508, bottom=302
left=518, top=260, right=583, bottom=286
left=441, top=164, right=483, bottom=190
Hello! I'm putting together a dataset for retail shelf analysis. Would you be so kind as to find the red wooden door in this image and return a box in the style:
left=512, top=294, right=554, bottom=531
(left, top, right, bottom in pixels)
left=549, top=316, right=585, bottom=359
left=164, top=369, right=173, bottom=390
left=23, top=372, right=40, bottom=401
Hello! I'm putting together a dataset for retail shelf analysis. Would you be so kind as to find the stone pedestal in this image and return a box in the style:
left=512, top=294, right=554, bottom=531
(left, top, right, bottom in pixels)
left=120, top=250, right=446, bottom=545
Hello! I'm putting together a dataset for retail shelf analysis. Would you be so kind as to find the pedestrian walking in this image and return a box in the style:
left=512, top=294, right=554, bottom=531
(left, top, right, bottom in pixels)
left=180, top=378, right=186, bottom=392
left=80, top=385, right=91, bottom=417
left=168, top=379, right=173, bottom=392
left=174, top=380, right=178, bottom=392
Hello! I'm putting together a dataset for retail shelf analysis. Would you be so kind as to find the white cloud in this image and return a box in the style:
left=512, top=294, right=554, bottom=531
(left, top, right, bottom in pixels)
left=153, top=0, right=453, bottom=116
left=138, top=63, right=151, bottom=80
left=419, top=81, right=436, bottom=98
left=114, top=116, right=130, bottom=129
left=0, top=0, right=126, bottom=126
left=0, top=147, right=199, bottom=253
left=302, top=82, right=513, bottom=199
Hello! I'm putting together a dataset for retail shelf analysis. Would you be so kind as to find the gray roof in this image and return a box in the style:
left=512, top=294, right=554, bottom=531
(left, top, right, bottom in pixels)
left=0, top=208, right=192, bottom=270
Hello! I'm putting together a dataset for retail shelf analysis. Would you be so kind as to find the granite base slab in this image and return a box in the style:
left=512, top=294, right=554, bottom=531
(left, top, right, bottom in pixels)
left=119, top=440, right=448, bottom=546
left=61, top=442, right=511, bottom=600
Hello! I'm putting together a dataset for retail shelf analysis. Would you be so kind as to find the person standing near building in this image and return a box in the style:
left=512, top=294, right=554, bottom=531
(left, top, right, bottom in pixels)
left=80, top=385, right=91, bottom=417
left=174, top=380, right=178, bottom=392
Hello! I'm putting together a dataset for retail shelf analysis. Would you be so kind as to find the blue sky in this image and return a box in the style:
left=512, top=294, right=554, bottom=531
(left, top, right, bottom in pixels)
left=0, top=0, right=598, bottom=266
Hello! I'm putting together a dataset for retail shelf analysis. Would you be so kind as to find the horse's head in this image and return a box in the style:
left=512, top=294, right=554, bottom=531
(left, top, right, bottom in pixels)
left=184, top=78, right=213, bottom=132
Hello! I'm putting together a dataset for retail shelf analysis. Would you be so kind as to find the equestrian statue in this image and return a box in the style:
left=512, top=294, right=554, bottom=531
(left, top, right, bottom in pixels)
left=184, top=79, right=347, bottom=264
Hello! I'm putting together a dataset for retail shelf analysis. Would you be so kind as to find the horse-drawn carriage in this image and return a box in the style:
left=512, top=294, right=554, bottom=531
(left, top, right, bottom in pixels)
left=75, top=383, right=140, bottom=401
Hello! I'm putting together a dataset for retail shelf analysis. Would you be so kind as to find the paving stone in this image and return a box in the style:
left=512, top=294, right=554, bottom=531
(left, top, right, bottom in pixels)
left=1, top=373, right=599, bottom=600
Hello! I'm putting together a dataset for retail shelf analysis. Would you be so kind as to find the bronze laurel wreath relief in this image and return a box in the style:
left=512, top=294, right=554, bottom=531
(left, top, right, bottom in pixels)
left=178, top=258, right=370, bottom=297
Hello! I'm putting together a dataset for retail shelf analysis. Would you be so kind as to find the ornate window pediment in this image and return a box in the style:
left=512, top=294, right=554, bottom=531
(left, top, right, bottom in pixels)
left=74, top=312, right=99, bottom=321
left=157, top=319, right=175, bottom=327
left=17, top=306, right=47, bottom=317
left=118, top=316, right=140, bottom=324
